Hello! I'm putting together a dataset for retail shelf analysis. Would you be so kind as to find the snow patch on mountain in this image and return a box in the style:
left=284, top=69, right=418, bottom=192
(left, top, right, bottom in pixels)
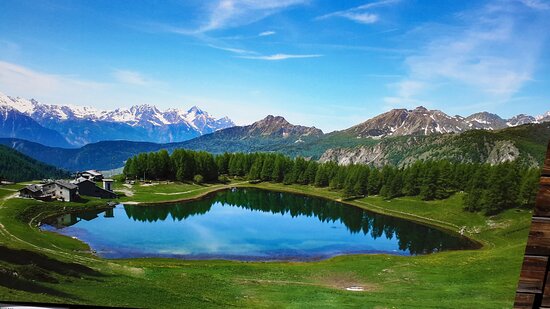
left=0, top=91, right=235, bottom=133
left=347, top=106, right=550, bottom=138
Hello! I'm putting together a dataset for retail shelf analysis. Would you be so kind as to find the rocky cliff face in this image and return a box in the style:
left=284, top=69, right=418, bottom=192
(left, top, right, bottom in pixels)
left=319, top=133, right=539, bottom=167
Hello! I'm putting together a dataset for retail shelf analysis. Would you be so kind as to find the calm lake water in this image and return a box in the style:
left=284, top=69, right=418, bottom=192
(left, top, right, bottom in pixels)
left=41, top=188, right=478, bottom=261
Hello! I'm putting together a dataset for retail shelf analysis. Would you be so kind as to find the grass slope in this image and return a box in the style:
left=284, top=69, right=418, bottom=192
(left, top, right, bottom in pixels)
left=0, top=181, right=531, bottom=308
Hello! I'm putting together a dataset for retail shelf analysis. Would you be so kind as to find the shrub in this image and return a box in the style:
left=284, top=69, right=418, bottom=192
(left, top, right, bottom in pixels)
left=218, top=175, right=230, bottom=184
left=193, top=174, right=204, bottom=184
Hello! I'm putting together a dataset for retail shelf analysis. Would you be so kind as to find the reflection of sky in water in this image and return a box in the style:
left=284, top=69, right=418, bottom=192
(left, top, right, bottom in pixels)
left=41, top=189, right=473, bottom=261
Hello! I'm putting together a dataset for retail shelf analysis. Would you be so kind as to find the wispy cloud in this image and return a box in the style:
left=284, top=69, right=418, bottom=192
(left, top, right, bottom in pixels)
left=316, top=0, right=399, bottom=24
left=384, top=0, right=550, bottom=108
left=384, top=80, right=430, bottom=107
left=207, top=44, right=256, bottom=55
left=112, top=69, right=155, bottom=86
left=259, top=30, right=276, bottom=37
left=0, top=60, right=106, bottom=97
left=194, top=0, right=308, bottom=33
left=519, top=0, right=550, bottom=10
left=238, top=53, right=322, bottom=60
left=141, top=1, right=307, bottom=36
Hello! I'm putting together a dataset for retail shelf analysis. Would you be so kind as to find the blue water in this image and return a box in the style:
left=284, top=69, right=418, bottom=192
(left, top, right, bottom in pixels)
left=41, top=188, right=477, bottom=261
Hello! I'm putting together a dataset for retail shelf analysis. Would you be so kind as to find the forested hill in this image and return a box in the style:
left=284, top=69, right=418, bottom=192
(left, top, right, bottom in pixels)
left=0, top=122, right=549, bottom=171
left=317, top=122, right=550, bottom=167
left=0, top=145, right=69, bottom=182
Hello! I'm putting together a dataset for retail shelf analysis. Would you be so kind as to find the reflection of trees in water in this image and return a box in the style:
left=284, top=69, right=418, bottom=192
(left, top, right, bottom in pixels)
left=122, top=188, right=475, bottom=254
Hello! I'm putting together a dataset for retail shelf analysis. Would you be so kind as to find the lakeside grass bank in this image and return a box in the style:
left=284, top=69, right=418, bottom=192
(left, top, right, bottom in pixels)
left=0, top=180, right=531, bottom=308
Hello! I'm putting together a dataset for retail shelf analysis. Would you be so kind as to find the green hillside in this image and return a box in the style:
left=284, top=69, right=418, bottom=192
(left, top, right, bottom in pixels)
left=315, top=123, right=550, bottom=167
left=0, top=145, right=69, bottom=182
left=1, top=123, right=549, bottom=171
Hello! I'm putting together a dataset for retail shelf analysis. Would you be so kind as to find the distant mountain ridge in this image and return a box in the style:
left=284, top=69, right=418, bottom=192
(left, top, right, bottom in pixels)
left=0, top=105, right=71, bottom=147
left=1, top=89, right=549, bottom=147
left=1, top=120, right=549, bottom=172
left=345, top=106, right=550, bottom=138
left=0, top=115, right=324, bottom=170
left=0, top=91, right=235, bottom=147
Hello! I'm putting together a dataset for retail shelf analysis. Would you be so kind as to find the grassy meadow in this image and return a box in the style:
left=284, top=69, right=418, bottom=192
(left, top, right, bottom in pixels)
left=0, top=180, right=531, bottom=308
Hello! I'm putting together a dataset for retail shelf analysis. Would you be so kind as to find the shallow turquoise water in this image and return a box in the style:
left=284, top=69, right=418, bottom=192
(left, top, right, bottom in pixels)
left=41, top=188, right=476, bottom=261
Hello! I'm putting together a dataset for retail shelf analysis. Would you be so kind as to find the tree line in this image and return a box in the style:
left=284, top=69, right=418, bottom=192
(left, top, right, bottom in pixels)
left=123, top=149, right=540, bottom=215
left=0, top=145, right=69, bottom=182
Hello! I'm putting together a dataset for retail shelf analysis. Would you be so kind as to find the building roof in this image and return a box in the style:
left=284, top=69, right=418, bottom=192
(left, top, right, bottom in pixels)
left=20, top=184, right=43, bottom=193
left=73, top=177, right=95, bottom=185
left=54, top=181, right=78, bottom=190
left=84, top=170, right=102, bottom=176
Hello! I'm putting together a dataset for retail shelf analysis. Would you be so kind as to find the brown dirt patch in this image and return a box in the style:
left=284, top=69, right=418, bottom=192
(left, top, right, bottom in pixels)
left=315, top=272, right=378, bottom=292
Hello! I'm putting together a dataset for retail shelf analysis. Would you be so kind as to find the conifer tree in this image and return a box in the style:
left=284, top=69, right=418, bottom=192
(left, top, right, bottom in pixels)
left=367, top=168, right=381, bottom=195
left=519, top=168, right=540, bottom=208
left=260, top=155, right=274, bottom=181
left=420, top=164, right=438, bottom=200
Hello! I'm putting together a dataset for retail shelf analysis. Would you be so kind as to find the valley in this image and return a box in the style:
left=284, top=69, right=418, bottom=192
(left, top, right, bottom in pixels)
left=0, top=180, right=532, bottom=308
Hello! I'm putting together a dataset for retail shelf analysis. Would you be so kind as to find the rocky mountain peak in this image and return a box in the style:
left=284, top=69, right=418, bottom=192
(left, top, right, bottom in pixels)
left=256, top=115, right=290, bottom=126
left=246, top=115, right=322, bottom=138
left=187, top=106, right=205, bottom=115
left=413, top=106, right=428, bottom=112
left=0, top=90, right=235, bottom=146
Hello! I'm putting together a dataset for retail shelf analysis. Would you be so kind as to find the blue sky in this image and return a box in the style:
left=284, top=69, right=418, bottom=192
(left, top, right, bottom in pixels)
left=0, top=0, right=549, bottom=132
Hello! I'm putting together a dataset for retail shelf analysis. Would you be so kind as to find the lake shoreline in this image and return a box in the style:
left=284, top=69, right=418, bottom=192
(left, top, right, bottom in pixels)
left=112, top=181, right=484, bottom=249
left=0, top=181, right=529, bottom=308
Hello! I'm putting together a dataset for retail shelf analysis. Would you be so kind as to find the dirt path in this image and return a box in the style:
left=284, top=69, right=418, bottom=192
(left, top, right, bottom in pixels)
left=1, top=192, right=18, bottom=201
left=0, top=187, right=17, bottom=192
left=117, top=188, right=134, bottom=197
left=153, top=181, right=250, bottom=196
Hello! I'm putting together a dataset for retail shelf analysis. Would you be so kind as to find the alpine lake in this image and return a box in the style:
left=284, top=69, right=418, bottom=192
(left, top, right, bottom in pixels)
left=41, top=187, right=478, bottom=261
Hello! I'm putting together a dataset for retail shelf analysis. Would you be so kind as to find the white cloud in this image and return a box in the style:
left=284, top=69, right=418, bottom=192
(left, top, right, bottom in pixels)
left=0, top=61, right=175, bottom=111
left=383, top=80, right=430, bottom=107
left=206, top=44, right=256, bottom=55
left=198, top=0, right=308, bottom=33
left=384, top=0, right=549, bottom=106
left=334, top=12, right=378, bottom=24
left=316, top=0, right=399, bottom=24
left=238, top=53, right=322, bottom=60
left=259, top=30, right=276, bottom=36
left=0, top=61, right=106, bottom=99
left=112, top=69, right=153, bottom=86
left=147, top=1, right=307, bottom=35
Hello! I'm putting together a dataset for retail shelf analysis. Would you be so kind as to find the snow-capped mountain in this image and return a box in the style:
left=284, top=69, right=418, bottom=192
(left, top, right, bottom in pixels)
left=0, top=105, right=71, bottom=147
left=536, top=111, right=550, bottom=122
left=344, top=106, right=550, bottom=138
left=465, top=112, right=508, bottom=130
left=0, top=92, right=235, bottom=147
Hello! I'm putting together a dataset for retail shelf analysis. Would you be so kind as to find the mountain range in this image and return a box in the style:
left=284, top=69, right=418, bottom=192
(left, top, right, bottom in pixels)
left=1, top=90, right=549, bottom=171
left=1, top=114, right=549, bottom=172
left=1, top=91, right=549, bottom=149
left=343, top=106, right=550, bottom=138
left=0, top=92, right=235, bottom=147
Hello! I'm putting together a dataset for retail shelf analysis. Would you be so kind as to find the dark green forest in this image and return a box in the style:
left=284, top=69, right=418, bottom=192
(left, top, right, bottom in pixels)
left=123, top=149, right=540, bottom=215
left=0, top=145, right=69, bottom=182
